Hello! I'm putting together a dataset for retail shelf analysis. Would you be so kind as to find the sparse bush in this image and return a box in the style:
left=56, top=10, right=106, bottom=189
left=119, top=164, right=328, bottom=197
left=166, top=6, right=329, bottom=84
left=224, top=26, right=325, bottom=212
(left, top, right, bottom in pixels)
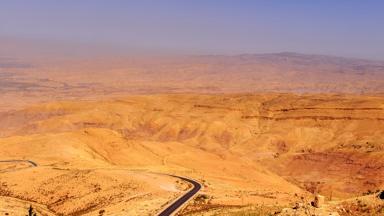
left=378, top=190, right=384, bottom=200
left=98, top=209, right=105, bottom=215
left=194, top=194, right=210, bottom=204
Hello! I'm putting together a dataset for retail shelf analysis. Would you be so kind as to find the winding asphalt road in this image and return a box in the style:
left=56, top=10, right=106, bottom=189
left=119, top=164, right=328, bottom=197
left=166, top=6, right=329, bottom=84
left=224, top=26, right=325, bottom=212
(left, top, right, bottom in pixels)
left=0, top=160, right=201, bottom=216
left=0, top=159, right=37, bottom=167
left=157, top=175, right=202, bottom=216
left=0, top=160, right=37, bottom=167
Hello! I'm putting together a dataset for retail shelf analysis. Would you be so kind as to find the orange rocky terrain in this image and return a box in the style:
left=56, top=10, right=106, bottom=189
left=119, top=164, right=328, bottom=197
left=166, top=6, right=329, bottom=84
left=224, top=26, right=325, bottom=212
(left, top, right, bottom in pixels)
left=0, top=93, right=383, bottom=215
left=0, top=53, right=383, bottom=215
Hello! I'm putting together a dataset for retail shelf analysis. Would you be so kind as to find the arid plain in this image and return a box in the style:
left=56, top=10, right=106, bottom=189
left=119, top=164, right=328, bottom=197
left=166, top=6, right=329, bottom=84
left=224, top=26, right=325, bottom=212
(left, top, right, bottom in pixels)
left=0, top=53, right=383, bottom=215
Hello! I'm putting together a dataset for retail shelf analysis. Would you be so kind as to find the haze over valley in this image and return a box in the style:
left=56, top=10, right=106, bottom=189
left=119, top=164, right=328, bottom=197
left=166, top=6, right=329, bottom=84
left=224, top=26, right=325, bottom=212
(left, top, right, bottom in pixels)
left=1, top=1, right=384, bottom=215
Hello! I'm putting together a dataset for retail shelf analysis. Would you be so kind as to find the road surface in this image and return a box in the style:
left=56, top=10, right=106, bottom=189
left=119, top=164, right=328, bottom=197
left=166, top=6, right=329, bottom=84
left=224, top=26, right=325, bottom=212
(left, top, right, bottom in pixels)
left=157, top=175, right=202, bottom=216
left=0, top=160, right=201, bottom=216
left=0, top=159, right=37, bottom=167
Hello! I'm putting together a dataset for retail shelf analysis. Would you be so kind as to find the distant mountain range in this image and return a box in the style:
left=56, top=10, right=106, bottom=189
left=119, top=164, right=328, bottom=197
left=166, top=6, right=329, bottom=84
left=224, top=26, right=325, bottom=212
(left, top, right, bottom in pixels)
left=0, top=51, right=383, bottom=111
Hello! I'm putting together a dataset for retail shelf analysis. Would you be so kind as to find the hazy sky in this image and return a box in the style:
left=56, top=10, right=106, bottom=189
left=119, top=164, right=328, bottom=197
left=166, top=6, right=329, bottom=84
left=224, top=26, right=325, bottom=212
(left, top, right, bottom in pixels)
left=1, top=0, right=384, bottom=59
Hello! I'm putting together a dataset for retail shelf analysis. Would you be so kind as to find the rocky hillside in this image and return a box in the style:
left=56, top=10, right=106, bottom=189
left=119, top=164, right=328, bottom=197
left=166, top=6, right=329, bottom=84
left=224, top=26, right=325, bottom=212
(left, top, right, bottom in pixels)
left=1, top=94, right=382, bottom=201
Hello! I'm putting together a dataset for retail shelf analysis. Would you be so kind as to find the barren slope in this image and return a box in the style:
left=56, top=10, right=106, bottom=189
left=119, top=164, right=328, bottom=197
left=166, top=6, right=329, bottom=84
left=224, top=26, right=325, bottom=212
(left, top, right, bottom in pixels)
left=0, top=94, right=383, bottom=215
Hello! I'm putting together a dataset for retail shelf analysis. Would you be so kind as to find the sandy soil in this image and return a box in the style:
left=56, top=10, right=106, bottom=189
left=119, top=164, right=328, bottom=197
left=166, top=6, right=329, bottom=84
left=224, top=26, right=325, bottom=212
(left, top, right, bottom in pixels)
left=0, top=93, right=383, bottom=215
left=0, top=53, right=383, bottom=215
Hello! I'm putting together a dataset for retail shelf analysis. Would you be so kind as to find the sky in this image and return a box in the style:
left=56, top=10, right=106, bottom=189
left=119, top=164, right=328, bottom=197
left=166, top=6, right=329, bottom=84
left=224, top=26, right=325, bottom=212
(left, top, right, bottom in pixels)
left=1, top=0, right=384, bottom=59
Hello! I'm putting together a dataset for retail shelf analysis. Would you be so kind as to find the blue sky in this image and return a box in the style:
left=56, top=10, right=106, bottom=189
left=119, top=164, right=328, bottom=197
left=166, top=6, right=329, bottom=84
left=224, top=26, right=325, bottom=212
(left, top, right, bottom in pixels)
left=1, top=0, right=384, bottom=59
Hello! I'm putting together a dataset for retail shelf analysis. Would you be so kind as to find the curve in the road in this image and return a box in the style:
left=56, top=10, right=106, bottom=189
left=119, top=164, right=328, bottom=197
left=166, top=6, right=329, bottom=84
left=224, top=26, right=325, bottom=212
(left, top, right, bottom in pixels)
left=157, top=175, right=202, bottom=216
left=0, top=160, right=200, bottom=216
left=0, top=159, right=37, bottom=167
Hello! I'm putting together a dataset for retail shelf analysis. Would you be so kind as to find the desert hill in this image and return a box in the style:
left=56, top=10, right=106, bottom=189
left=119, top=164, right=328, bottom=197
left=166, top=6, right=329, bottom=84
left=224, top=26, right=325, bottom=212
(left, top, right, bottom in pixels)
left=0, top=93, right=383, bottom=215
left=1, top=53, right=383, bottom=215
